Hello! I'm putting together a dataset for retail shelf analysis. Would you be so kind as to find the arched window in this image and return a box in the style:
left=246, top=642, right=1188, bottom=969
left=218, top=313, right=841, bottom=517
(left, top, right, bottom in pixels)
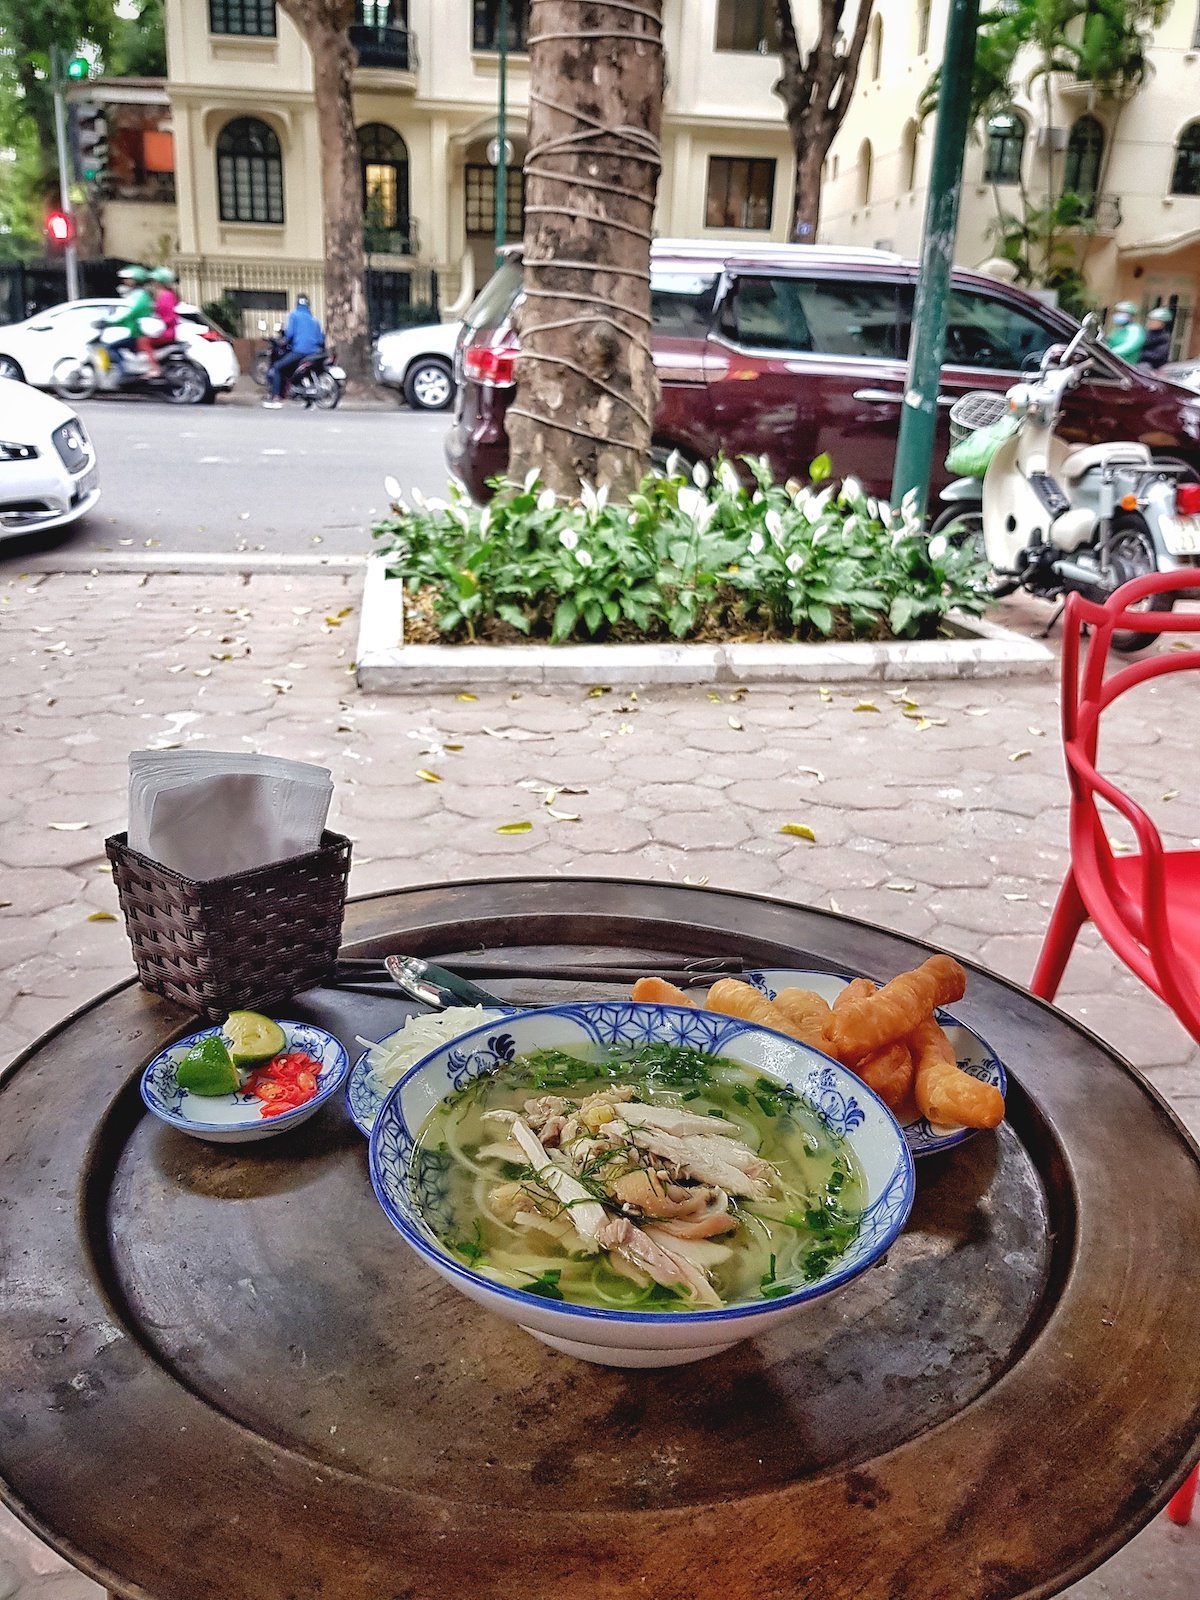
left=901, top=120, right=919, bottom=192
left=857, top=139, right=873, bottom=208
left=870, top=14, right=883, bottom=79
left=984, top=110, right=1025, bottom=185
left=1064, top=115, right=1104, bottom=203
left=1171, top=121, right=1200, bottom=197
left=216, top=117, right=283, bottom=224
left=358, top=122, right=410, bottom=245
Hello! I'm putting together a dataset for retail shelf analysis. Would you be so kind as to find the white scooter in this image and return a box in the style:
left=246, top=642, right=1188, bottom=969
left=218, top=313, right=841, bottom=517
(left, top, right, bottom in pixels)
left=933, top=314, right=1200, bottom=651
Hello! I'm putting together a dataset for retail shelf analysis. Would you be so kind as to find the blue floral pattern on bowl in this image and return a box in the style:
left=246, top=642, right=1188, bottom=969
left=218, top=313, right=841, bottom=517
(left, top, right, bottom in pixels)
left=366, top=1001, right=916, bottom=1366
left=141, top=1019, right=349, bottom=1144
left=745, top=969, right=1008, bottom=1159
left=346, top=1010, right=511, bottom=1137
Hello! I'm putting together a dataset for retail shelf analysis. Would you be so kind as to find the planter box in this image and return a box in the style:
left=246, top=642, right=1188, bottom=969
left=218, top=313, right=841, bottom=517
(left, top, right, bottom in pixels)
left=354, top=557, right=1054, bottom=693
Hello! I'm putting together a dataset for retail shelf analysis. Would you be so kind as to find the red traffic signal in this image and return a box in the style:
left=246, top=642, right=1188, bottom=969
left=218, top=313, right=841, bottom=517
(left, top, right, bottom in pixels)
left=45, top=209, right=75, bottom=246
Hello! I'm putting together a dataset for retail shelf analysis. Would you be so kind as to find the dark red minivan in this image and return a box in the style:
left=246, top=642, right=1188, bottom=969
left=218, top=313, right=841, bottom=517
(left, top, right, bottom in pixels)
left=445, top=240, right=1200, bottom=502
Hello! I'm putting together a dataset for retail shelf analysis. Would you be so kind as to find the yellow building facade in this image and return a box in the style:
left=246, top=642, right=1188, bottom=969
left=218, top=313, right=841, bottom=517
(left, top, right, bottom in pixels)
left=819, top=0, right=1200, bottom=357
left=162, top=0, right=794, bottom=327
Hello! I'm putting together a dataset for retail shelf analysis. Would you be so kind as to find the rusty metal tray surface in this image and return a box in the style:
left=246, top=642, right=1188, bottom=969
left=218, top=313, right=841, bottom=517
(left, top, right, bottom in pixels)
left=1, top=878, right=1198, bottom=1600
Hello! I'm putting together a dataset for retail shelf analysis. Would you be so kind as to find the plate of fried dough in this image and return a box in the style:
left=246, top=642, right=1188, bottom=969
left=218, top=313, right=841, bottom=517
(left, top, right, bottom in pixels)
left=632, top=955, right=1006, bottom=1158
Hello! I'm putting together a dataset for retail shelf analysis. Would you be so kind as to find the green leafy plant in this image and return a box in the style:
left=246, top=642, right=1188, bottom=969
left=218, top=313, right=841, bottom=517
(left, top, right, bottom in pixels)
left=202, top=297, right=242, bottom=339
left=371, top=455, right=986, bottom=646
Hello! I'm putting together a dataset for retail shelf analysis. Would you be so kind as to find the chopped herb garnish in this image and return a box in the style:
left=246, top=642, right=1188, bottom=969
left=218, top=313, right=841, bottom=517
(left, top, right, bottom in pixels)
left=520, top=1267, right=565, bottom=1300
left=450, top=1220, right=486, bottom=1265
left=759, top=1253, right=793, bottom=1300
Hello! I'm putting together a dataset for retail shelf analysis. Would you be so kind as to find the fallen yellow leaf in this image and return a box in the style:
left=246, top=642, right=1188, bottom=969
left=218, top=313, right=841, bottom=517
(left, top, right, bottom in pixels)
left=1009, top=749, right=1032, bottom=762
left=456, top=692, right=478, bottom=702
left=728, top=716, right=744, bottom=731
left=587, top=685, right=612, bottom=699
left=87, top=911, right=117, bottom=922
left=546, top=808, right=581, bottom=822
left=780, top=823, right=816, bottom=841
left=496, top=820, right=533, bottom=835
left=854, top=700, right=880, bottom=713
left=416, top=769, right=442, bottom=783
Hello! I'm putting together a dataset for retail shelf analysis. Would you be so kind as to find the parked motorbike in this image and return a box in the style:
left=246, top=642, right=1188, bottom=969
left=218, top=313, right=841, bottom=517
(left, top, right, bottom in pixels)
left=51, top=321, right=208, bottom=407
left=251, top=322, right=345, bottom=409
left=932, top=314, right=1200, bottom=651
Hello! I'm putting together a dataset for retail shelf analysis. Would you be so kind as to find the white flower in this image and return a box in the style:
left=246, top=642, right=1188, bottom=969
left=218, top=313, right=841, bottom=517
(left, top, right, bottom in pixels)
left=875, top=498, right=892, bottom=521
left=841, top=475, right=863, bottom=504
left=576, top=549, right=594, bottom=567
left=785, top=477, right=803, bottom=500
left=665, top=449, right=684, bottom=477
left=748, top=530, right=765, bottom=555
left=902, top=487, right=919, bottom=515
left=928, top=534, right=948, bottom=561
left=523, top=466, right=540, bottom=492
left=384, top=475, right=402, bottom=501
left=424, top=496, right=449, bottom=513
left=691, top=460, right=710, bottom=489
left=411, top=487, right=427, bottom=510
left=717, top=459, right=740, bottom=494
left=537, top=487, right=556, bottom=511
left=579, top=480, right=608, bottom=516
left=765, top=509, right=784, bottom=546
left=479, top=507, right=492, bottom=536
left=559, top=527, right=580, bottom=551
left=752, top=489, right=765, bottom=504
left=866, top=496, right=879, bottom=520
left=810, top=485, right=835, bottom=515
left=842, top=513, right=861, bottom=539
left=677, top=486, right=705, bottom=521
left=785, top=550, right=803, bottom=574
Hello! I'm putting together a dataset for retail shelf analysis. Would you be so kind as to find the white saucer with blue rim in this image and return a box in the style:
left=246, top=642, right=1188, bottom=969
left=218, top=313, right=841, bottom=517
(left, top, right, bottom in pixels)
left=141, top=1019, right=350, bottom=1144
left=347, top=1008, right=510, bottom=1136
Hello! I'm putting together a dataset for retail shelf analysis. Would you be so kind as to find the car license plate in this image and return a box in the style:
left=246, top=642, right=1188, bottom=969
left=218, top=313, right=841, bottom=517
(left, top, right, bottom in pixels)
left=329, top=366, right=346, bottom=381
left=74, top=465, right=98, bottom=501
left=1160, top=513, right=1200, bottom=556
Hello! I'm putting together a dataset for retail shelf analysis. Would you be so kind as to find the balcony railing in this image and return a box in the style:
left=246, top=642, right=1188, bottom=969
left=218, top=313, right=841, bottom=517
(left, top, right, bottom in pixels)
left=350, top=23, right=416, bottom=70
left=1061, top=192, right=1122, bottom=232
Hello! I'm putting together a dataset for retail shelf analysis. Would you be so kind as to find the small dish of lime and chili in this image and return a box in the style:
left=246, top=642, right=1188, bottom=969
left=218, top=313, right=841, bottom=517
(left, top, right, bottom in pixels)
left=141, top=1017, right=350, bottom=1144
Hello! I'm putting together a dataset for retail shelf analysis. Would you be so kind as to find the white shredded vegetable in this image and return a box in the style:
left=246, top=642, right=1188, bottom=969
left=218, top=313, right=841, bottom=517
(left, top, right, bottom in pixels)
left=357, top=1008, right=505, bottom=1109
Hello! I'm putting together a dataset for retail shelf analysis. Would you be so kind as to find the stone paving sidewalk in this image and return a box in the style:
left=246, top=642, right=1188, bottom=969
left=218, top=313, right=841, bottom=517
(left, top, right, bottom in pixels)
left=0, top=567, right=1196, bottom=1597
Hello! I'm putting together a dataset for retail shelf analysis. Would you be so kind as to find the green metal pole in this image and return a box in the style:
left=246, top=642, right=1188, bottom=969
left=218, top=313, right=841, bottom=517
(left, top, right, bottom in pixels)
left=494, top=0, right=509, bottom=271
left=890, top=0, right=980, bottom=517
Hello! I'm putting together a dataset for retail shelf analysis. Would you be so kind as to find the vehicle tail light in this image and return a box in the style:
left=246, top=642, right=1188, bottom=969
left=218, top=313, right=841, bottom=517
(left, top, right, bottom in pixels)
left=198, top=328, right=228, bottom=343
left=1176, top=482, right=1200, bottom=517
left=463, top=337, right=518, bottom=388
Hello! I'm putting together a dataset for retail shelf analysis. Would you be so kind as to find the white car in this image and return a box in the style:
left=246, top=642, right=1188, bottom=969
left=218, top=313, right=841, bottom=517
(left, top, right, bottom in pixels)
left=0, top=298, right=240, bottom=401
left=372, top=319, right=462, bottom=410
left=0, top=376, right=99, bottom=540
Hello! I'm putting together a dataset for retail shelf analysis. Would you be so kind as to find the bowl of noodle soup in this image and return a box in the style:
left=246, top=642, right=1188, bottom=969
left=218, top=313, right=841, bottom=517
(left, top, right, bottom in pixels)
left=368, top=1002, right=914, bottom=1367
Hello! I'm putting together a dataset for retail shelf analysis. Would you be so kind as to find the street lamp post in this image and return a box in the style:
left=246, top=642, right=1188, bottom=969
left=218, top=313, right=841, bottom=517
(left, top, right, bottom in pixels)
left=50, top=46, right=81, bottom=301
left=889, top=0, right=980, bottom=518
left=494, top=0, right=509, bottom=271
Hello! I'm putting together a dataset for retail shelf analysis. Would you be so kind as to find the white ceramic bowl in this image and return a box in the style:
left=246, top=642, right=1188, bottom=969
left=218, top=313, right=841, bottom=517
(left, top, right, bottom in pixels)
left=369, top=1002, right=914, bottom=1368
left=141, top=1019, right=350, bottom=1144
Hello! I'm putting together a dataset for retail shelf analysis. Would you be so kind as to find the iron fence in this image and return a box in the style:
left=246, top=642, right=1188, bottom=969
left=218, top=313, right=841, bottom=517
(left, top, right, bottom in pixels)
left=173, top=256, right=439, bottom=336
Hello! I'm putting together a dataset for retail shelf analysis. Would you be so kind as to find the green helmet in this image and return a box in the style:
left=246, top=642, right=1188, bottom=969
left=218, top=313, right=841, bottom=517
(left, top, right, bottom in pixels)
left=118, top=264, right=148, bottom=283
left=150, top=266, right=175, bottom=285
left=1114, top=300, right=1139, bottom=316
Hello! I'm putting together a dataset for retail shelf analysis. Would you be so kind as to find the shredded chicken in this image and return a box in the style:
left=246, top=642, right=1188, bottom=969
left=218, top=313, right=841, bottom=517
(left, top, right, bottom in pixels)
left=595, top=1216, right=722, bottom=1307
left=617, top=1102, right=743, bottom=1139
left=622, top=1124, right=773, bottom=1200
left=502, top=1115, right=607, bottom=1247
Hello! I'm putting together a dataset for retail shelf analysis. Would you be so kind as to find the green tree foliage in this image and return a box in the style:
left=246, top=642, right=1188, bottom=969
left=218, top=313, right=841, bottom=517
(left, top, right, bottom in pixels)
left=108, top=0, right=167, bottom=78
left=0, top=0, right=113, bottom=248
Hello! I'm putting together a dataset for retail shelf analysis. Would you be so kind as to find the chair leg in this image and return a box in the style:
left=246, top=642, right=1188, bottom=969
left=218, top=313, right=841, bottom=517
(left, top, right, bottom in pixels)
left=1167, top=1463, right=1198, bottom=1525
left=1030, top=872, right=1087, bottom=1003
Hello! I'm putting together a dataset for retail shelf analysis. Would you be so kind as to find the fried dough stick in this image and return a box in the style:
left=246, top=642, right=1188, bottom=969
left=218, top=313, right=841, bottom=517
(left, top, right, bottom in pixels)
left=631, top=977, right=698, bottom=1008
left=704, top=978, right=800, bottom=1040
left=856, top=1040, right=915, bottom=1115
left=772, top=988, right=833, bottom=1049
left=910, top=1015, right=1004, bottom=1130
left=826, top=955, right=967, bottom=1064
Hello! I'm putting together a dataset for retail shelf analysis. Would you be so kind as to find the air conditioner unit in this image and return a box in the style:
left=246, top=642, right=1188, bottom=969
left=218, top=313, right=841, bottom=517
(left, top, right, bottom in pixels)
left=1036, top=126, right=1069, bottom=152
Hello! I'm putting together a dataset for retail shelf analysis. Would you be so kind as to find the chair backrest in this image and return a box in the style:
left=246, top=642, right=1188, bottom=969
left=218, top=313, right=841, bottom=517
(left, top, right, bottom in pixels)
left=1059, top=572, right=1200, bottom=1035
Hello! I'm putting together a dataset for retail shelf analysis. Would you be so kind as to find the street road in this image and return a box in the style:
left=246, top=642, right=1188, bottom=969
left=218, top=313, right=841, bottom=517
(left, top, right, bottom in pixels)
left=1, top=398, right=454, bottom=564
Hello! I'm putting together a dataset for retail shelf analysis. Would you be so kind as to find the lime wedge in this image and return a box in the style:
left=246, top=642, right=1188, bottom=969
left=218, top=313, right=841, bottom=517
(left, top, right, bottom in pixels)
left=224, top=1010, right=286, bottom=1066
left=176, top=1036, right=240, bottom=1096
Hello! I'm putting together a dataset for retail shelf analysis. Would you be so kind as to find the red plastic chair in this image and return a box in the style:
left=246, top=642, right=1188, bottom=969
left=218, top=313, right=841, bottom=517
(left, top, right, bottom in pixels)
left=1030, top=570, right=1200, bottom=1525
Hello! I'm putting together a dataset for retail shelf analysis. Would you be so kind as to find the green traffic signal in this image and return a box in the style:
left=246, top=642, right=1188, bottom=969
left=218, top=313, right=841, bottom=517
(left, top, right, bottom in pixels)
left=66, top=55, right=89, bottom=80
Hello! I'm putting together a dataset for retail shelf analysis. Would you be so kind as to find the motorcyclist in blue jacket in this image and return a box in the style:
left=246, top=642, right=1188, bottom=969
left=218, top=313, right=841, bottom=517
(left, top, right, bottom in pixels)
left=264, top=294, right=325, bottom=406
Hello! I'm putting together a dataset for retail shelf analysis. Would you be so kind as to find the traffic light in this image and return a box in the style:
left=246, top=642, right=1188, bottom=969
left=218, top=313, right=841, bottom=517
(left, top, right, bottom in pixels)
left=66, top=55, right=90, bottom=81
left=72, top=103, right=108, bottom=184
left=45, top=209, right=75, bottom=247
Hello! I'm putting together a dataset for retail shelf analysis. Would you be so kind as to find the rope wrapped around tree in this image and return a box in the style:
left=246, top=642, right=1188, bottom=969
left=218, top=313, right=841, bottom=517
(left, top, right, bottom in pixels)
left=506, top=0, right=664, bottom=497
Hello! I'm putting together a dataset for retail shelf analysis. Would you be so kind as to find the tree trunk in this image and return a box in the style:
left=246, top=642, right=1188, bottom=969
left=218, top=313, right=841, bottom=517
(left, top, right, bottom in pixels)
left=505, top=1, right=664, bottom=498
left=278, top=0, right=371, bottom=385
left=773, top=0, right=874, bottom=243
